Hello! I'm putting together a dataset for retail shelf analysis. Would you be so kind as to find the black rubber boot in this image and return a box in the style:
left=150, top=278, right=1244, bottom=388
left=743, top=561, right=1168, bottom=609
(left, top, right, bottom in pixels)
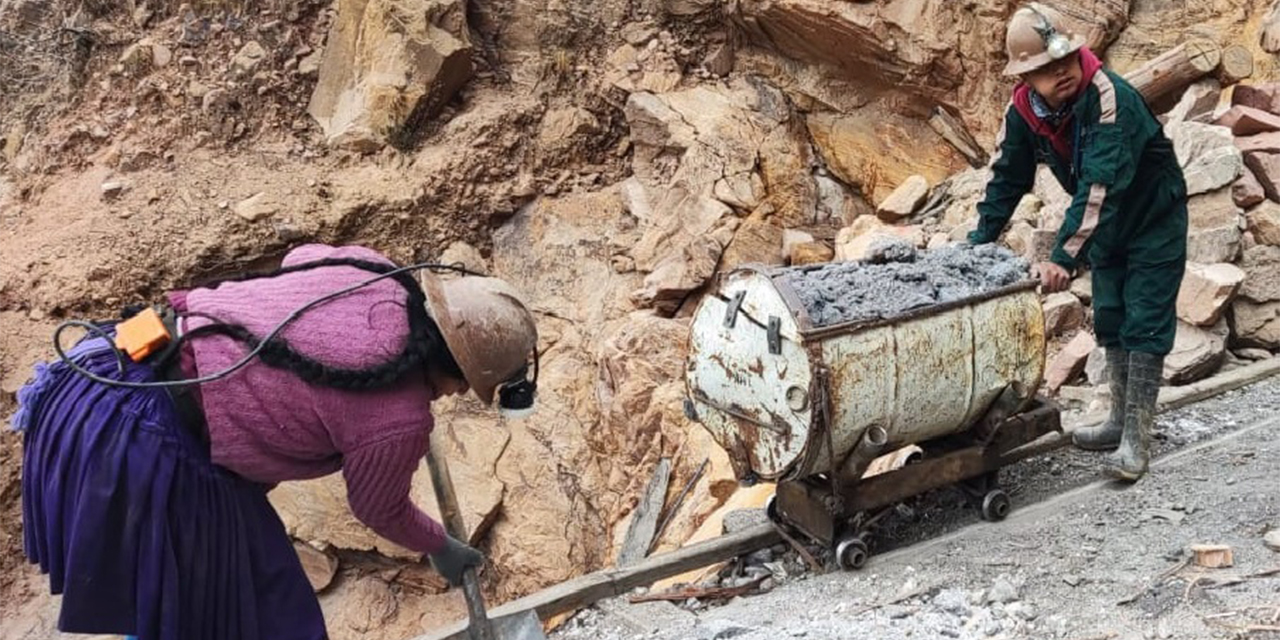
left=1105, top=352, right=1163, bottom=482
left=1073, top=347, right=1128, bottom=451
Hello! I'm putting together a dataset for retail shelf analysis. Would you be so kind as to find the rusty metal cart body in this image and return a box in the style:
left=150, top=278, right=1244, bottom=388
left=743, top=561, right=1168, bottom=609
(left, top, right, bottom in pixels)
left=683, top=265, right=1063, bottom=569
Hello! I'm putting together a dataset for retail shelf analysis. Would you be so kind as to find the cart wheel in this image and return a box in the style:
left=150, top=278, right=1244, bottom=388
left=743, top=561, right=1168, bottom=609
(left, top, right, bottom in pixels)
left=835, top=536, right=870, bottom=571
left=981, top=489, right=1011, bottom=522
left=765, top=494, right=780, bottom=523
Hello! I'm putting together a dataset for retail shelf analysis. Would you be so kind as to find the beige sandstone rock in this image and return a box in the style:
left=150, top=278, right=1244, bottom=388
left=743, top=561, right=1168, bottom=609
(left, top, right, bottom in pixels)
left=1239, top=245, right=1280, bottom=303
left=1217, top=105, right=1280, bottom=137
left=1164, top=320, right=1228, bottom=385
left=1231, top=299, right=1280, bottom=349
left=1164, top=79, right=1221, bottom=125
left=1233, top=83, right=1280, bottom=113
left=1168, top=122, right=1244, bottom=196
left=790, top=241, right=834, bottom=265
left=1247, top=201, right=1280, bottom=245
left=877, top=175, right=929, bottom=221
left=231, top=41, right=267, bottom=75
left=1071, top=271, right=1093, bottom=304
left=623, top=79, right=818, bottom=311
left=833, top=217, right=924, bottom=262
left=1187, top=190, right=1243, bottom=264
left=538, top=106, right=601, bottom=154
left=807, top=108, right=965, bottom=206
left=233, top=192, right=280, bottom=222
left=1177, top=262, right=1245, bottom=327
left=1046, top=332, right=1097, bottom=393
left=437, top=240, right=489, bottom=273
left=308, top=0, right=473, bottom=152
left=731, top=0, right=1129, bottom=144
left=1233, top=170, right=1267, bottom=208
left=294, top=542, right=339, bottom=592
left=1043, top=292, right=1085, bottom=338
left=782, top=229, right=815, bottom=257
left=1245, top=151, right=1280, bottom=202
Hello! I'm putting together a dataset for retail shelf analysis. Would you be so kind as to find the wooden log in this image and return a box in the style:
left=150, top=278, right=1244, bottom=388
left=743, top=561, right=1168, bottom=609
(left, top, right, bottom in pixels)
left=1123, top=40, right=1222, bottom=103
left=1191, top=544, right=1235, bottom=569
left=616, top=458, right=671, bottom=566
left=1215, top=44, right=1254, bottom=87
left=485, top=523, right=781, bottom=621
left=928, top=107, right=988, bottom=168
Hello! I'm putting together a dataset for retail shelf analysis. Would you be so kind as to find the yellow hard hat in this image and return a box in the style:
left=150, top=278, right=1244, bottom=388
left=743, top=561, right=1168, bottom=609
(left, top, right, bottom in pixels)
left=1003, top=3, right=1086, bottom=76
left=420, top=271, right=538, bottom=408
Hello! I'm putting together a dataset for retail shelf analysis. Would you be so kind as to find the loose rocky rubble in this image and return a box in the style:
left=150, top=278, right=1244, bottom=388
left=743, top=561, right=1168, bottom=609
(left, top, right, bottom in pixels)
left=555, top=377, right=1280, bottom=640
left=777, top=243, right=1030, bottom=328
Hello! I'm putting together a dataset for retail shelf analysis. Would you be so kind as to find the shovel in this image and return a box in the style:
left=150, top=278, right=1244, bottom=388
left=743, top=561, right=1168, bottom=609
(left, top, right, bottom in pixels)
left=424, top=431, right=547, bottom=640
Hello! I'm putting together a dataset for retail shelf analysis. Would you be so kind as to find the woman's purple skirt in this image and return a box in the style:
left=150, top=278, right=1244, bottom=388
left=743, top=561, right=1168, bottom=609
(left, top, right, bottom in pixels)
left=13, top=332, right=326, bottom=640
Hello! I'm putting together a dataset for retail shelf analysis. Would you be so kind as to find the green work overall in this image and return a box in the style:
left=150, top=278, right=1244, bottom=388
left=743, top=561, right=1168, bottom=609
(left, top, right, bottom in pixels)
left=970, top=69, right=1189, bottom=356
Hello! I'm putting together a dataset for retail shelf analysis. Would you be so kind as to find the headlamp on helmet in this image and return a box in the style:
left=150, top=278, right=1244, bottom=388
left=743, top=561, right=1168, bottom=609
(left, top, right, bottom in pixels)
left=496, top=350, right=538, bottom=419
left=1030, top=3, right=1073, bottom=61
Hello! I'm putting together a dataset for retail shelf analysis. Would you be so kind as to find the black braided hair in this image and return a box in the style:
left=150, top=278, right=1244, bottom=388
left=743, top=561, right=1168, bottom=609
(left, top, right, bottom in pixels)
left=178, top=257, right=463, bottom=390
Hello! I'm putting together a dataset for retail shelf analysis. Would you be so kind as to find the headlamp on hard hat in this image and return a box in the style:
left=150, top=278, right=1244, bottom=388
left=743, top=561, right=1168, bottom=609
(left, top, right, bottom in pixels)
left=496, top=349, right=539, bottom=419
left=1029, top=3, right=1072, bottom=61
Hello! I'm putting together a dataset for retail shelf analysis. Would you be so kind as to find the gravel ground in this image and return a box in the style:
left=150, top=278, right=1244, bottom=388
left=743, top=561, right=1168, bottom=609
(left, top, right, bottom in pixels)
left=554, top=375, right=1280, bottom=640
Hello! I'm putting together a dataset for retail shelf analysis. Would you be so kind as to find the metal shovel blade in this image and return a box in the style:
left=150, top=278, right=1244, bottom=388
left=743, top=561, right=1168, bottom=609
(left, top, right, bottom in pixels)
left=426, top=610, right=547, bottom=640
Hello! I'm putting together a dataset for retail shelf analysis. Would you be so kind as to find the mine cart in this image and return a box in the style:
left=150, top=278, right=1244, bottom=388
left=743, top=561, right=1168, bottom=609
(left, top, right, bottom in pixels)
left=684, top=264, right=1063, bottom=569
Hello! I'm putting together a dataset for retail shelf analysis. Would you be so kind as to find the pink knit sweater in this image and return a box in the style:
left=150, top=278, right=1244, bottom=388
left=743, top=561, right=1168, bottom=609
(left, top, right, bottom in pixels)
left=177, top=244, right=447, bottom=555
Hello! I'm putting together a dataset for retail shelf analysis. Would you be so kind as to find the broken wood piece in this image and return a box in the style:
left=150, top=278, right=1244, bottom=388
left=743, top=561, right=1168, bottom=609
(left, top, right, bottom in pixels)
left=1214, top=45, right=1254, bottom=87
left=847, top=583, right=934, bottom=617
left=1117, top=555, right=1191, bottom=605
left=771, top=521, right=822, bottom=573
left=1143, top=507, right=1186, bottom=525
left=1191, top=544, right=1235, bottom=568
left=627, top=576, right=767, bottom=604
left=928, top=107, right=988, bottom=168
left=651, top=483, right=776, bottom=591
left=1123, top=39, right=1222, bottom=103
left=648, top=458, right=709, bottom=555
left=617, top=458, right=671, bottom=566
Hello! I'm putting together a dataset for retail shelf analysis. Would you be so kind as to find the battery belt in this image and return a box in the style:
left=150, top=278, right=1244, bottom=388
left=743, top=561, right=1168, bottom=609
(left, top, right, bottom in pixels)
left=148, top=307, right=211, bottom=449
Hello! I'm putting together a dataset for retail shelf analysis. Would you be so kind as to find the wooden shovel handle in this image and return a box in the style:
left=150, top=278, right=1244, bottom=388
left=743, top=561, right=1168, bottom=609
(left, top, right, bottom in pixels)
left=425, top=431, right=495, bottom=640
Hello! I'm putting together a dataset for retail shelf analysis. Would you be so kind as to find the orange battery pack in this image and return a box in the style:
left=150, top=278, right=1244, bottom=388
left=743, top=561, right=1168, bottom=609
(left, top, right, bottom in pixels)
left=114, top=307, right=171, bottom=362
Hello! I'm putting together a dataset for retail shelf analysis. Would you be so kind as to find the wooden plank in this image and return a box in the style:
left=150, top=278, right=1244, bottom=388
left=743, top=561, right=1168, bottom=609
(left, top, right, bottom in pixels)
left=928, top=107, right=988, bottom=168
left=488, top=522, right=781, bottom=621
left=628, top=576, right=767, bottom=604
left=617, top=458, right=671, bottom=566
left=1158, top=357, right=1280, bottom=410
left=1123, top=40, right=1221, bottom=103
left=849, top=448, right=985, bottom=513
